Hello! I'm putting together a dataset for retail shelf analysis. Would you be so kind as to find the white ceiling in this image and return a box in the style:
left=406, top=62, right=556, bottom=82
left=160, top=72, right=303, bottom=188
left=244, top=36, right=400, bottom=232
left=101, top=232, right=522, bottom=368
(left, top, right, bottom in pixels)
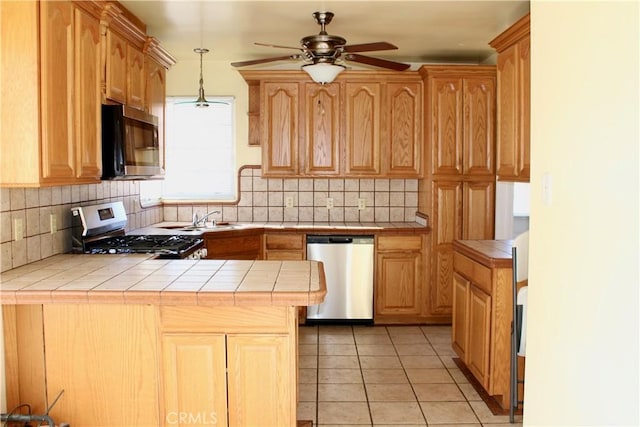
left=120, top=1, right=530, bottom=68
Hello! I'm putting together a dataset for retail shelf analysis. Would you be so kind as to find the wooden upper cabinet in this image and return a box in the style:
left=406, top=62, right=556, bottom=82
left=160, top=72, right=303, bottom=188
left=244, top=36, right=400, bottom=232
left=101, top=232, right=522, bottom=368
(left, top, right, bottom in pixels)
left=344, top=82, right=381, bottom=175
left=463, top=78, right=495, bottom=176
left=303, top=83, right=341, bottom=175
left=240, top=71, right=423, bottom=178
left=73, top=4, right=102, bottom=180
left=490, top=13, right=530, bottom=182
left=0, top=1, right=103, bottom=186
left=425, top=69, right=496, bottom=178
left=385, top=82, right=422, bottom=177
left=40, top=1, right=75, bottom=182
left=105, top=29, right=127, bottom=104
left=261, top=82, right=300, bottom=176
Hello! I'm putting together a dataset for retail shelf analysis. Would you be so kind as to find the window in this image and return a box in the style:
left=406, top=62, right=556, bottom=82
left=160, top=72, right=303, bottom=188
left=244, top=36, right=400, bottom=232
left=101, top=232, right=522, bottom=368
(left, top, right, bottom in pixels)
left=140, top=96, right=235, bottom=204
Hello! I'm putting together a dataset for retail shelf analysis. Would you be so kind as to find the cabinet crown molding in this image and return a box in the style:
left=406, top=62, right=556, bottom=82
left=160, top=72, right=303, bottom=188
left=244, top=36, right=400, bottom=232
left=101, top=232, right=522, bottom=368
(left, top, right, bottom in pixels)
left=101, top=1, right=147, bottom=48
left=145, top=37, right=177, bottom=69
left=489, top=13, right=530, bottom=52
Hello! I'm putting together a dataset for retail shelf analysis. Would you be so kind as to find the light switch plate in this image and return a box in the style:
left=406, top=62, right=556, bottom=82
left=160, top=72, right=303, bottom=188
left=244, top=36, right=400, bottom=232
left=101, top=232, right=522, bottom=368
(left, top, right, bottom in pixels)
left=326, top=198, right=334, bottom=209
left=358, top=198, right=366, bottom=210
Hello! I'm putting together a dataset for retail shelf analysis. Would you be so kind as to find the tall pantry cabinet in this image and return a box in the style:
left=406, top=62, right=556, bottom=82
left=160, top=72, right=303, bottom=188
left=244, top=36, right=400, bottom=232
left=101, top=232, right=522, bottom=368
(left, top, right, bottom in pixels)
left=418, top=66, right=496, bottom=321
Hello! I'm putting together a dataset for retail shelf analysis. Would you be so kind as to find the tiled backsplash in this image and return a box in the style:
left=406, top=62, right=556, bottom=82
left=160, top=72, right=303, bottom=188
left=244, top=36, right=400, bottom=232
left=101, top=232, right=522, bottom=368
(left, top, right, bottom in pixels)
left=2, top=167, right=420, bottom=272
left=163, top=167, right=419, bottom=224
left=0, top=182, right=162, bottom=272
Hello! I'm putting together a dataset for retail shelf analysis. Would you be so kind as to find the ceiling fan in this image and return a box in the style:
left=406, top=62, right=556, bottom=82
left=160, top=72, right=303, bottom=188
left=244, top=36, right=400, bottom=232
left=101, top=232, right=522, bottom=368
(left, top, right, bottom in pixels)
left=230, top=11, right=410, bottom=84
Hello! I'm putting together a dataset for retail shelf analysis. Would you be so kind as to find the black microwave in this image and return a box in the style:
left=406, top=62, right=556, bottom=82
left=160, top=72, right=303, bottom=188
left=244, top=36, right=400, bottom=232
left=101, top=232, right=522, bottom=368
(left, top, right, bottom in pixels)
left=101, top=104, right=163, bottom=180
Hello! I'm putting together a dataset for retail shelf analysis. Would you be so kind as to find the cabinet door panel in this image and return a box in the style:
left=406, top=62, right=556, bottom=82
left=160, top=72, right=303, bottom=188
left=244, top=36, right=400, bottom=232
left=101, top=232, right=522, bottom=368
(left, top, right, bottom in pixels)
left=106, top=30, right=127, bottom=103
left=496, top=44, right=518, bottom=179
left=146, top=59, right=166, bottom=170
left=304, top=83, right=340, bottom=175
left=430, top=181, right=462, bottom=315
left=74, top=6, right=101, bottom=180
left=467, top=285, right=491, bottom=389
left=386, top=82, right=421, bottom=176
left=518, top=37, right=531, bottom=179
left=463, top=77, right=495, bottom=176
left=452, top=273, right=470, bottom=360
left=227, top=335, right=293, bottom=427
left=430, top=78, right=462, bottom=176
left=262, top=82, right=299, bottom=176
left=433, top=181, right=463, bottom=245
left=463, top=181, right=495, bottom=240
left=40, top=1, right=75, bottom=181
left=162, top=334, right=228, bottom=427
left=345, top=82, right=381, bottom=174
left=375, top=252, right=421, bottom=316
left=127, top=45, right=145, bottom=110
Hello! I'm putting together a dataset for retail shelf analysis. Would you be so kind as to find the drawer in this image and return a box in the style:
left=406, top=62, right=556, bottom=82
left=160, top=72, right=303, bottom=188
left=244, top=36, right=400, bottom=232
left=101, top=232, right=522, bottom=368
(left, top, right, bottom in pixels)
left=265, top=233, right=304, bottom=250
left=161, top=306, right=291, bottom=333
left=454, top=252, right=492, bottom=295
left=264, top=250, right=305, bottom=260
left=377, top=235, right=422, bottom=252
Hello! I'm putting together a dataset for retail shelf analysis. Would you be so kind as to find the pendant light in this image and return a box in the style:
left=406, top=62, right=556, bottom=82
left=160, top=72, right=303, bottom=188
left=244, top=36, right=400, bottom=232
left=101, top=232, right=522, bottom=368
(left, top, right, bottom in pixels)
left=176, top=48, right=227, bottom=107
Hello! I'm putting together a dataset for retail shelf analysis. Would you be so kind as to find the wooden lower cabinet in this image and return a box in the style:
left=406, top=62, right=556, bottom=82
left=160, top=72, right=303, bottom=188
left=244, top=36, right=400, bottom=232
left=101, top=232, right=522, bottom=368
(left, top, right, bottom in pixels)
left=205, top=229, right=263, bottom=260
left=451, top=241, right=514, bottom=410
left=3, top=304, right=298, bottom=427
left=374, top=235, right=423, bottom=322
left=263, top=233, right=305, bottom=260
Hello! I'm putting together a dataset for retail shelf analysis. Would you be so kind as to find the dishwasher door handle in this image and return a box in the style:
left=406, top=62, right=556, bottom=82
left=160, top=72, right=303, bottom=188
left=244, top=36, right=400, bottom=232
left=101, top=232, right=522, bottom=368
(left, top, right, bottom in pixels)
left=328, top=237, right=353, bottom=244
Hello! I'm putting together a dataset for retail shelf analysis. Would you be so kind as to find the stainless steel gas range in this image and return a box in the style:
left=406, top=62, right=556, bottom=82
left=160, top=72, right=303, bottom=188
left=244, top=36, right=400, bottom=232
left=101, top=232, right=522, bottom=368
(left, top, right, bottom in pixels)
left=71, top=201, right=206, bottom=259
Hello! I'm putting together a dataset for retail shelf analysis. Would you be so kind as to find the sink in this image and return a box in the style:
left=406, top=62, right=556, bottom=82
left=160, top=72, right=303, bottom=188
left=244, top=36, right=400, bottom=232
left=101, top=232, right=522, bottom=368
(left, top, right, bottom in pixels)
left=155, top=223, right=243, bottom=232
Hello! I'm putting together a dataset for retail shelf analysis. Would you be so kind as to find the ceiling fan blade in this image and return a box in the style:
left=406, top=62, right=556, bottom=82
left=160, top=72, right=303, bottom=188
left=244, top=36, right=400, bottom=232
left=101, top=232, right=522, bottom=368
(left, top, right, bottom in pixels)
left=344, top=53, right=410, bottom=71
left=342, top=42, right=398, bottom=53
left=255, top=42, right=304, bottom=51
left=231, top=55, right=302, bottom=67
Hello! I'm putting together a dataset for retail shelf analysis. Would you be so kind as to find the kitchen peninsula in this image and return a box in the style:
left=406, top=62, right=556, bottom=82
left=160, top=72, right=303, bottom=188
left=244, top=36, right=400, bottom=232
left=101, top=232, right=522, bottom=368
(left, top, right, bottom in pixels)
left=1, top=254, right=326, bottom=427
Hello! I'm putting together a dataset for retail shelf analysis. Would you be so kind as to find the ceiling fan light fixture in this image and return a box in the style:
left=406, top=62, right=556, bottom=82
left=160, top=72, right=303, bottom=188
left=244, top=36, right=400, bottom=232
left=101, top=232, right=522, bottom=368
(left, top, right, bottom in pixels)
left=302, top=62, right=346, bottom=84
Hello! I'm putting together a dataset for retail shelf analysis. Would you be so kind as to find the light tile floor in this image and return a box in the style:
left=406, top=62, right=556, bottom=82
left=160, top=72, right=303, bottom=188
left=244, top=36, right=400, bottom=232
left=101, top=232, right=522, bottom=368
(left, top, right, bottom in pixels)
left=297, top=324, right=523, bottom=426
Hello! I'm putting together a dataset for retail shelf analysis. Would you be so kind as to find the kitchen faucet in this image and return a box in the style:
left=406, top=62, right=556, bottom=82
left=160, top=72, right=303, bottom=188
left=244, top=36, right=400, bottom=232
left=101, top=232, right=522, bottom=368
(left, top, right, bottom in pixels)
left=192, top=210, right=221, bottom=227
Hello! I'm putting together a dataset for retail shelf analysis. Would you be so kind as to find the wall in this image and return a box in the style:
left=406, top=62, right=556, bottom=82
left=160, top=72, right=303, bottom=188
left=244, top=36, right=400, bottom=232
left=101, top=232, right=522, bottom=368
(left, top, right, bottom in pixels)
left=525, top=2, right=639, bottom=425
left=0, top=183, right=163, bottom=273
left=163, top=167, right=419, bottom=224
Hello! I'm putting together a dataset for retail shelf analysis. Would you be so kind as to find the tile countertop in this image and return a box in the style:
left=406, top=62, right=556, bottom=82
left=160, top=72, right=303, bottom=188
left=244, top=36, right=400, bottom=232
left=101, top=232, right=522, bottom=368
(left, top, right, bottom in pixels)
left=130, top=221, right=430, bottom=236
left=0, top=254, right=326, bottom=307
left=452, top=239, right=514, bottom=268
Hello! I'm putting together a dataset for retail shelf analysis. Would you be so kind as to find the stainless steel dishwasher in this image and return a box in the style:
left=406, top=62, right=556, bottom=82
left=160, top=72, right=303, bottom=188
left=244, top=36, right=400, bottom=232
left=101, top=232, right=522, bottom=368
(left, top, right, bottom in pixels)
left=306, top=235, right=374, bottom=323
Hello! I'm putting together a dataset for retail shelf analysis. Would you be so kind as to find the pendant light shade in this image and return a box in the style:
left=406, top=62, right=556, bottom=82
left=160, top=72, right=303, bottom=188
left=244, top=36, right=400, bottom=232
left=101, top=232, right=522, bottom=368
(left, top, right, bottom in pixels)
left=175, top=48, right=227, bottom=107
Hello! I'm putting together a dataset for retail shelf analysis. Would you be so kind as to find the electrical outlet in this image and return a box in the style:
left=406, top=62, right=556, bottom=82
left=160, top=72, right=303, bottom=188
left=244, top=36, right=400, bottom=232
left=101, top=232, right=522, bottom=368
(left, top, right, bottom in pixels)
left=357, top=198, right=366, bottom=210
left=50, top=213, right=57, bottom=234
left=326, top=198, right=334, bottom=209
left=13, top=218, right=23, bottom=241
left=285, top=196, right=294, bottom=208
